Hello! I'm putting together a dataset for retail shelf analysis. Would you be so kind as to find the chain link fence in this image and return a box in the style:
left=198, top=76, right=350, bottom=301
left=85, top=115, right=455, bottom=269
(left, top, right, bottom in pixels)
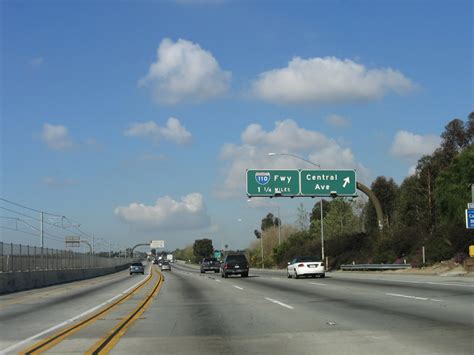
left=0, top=242, right=133, bottom=273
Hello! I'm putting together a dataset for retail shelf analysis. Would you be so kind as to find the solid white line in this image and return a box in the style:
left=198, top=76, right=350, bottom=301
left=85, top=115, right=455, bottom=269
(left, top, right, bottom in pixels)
left=215, top=279, right=222, bottom=283
left=309, top=282, right=327, bottom=286
left=386, top=293, right=442, bottom=302
left=0, top=272, right=150, bottom=354
left=382, top=279, right=474, bottom=288
left=265, top=297, right=294, bottom=309
left=233, top=285, right=244, bottom=290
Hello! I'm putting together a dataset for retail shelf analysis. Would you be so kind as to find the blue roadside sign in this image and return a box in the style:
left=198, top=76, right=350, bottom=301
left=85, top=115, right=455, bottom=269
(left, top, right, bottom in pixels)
left=466, top=209, right=474, bottom=229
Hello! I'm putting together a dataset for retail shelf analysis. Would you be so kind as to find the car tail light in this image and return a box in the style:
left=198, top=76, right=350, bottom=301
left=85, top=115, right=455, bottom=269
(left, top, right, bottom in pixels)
left=224, top=263, right=228, bottom=269
left=298, top=263, right=305, bottom=267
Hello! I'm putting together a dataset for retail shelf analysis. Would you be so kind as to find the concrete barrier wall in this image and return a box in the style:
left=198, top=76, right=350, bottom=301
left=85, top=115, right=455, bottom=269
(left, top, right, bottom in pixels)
left=0, top=264, right=130, bottom=294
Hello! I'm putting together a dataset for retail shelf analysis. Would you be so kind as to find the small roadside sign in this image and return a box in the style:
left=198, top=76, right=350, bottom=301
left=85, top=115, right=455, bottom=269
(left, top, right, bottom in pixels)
left=150, top=240, right=165, bottom=248
left=466, top=209, right=474, bottom=229
left=214, top=250, right=222, bottom=259
left=65, top=236, right=80, bottom=247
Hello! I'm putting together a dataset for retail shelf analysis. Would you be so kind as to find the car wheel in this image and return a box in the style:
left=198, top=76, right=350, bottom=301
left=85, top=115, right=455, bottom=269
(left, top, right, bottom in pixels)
left=215, top=270, right=219, bottom=273
left=294, top=270, right=300, bottom=279
left=287, top=272, right=292, bottom=278
left=200, top=270, right=205, bottom=273
left=224, top=272, right=228, bottom=278
left=142, top=272, right=144, bottom=275
left=320, top=274, right=325, bottom=278
left=130, top=273, right=132, bottom=275
left=242, top=272, right=248, bottom=277
left=312, top=274, right=316, bottom=278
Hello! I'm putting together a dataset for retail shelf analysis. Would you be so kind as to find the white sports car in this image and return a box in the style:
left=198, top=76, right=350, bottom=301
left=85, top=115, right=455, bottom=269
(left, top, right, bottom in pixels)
left=287, top=256, right=325, bottom=279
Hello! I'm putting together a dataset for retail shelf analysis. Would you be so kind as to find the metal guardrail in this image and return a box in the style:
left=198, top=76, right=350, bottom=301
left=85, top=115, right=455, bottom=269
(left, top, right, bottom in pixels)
left=0, top=242, right=133, bottom=273
left=340, top=263, right=412, bottom=271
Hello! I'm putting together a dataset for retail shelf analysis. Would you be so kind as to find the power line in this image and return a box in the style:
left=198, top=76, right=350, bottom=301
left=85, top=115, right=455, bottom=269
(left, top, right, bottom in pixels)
left=0, top=197, right=63, bottom=217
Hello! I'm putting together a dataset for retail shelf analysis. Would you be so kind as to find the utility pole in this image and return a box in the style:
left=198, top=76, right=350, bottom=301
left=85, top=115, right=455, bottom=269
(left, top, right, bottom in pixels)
left=261, top=230, right=264, bottom=269
left=277, top=205, right=281, bottom=246
left=92, top=236, right=95, bottom=255
left=40, top=212, right=44, bottom=248
left=320, top=198, right=325, bottom=260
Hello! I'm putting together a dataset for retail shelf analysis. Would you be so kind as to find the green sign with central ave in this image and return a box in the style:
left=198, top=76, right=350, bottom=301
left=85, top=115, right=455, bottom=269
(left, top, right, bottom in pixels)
left=246, top=169, right=357, bottom=197
left=246, top=169, right=300, bottom=197
left=300, top=169, right=357, bottom=197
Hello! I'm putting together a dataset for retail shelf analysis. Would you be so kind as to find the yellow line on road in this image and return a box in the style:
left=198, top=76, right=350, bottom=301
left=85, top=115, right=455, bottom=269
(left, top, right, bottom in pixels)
left=19, top=270, right=154, bottom=355
left=86, top=272, right=164, bottom=354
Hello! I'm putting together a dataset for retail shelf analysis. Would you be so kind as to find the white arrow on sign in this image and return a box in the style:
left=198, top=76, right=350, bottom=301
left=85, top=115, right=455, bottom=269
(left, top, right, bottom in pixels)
left=343, top=177, right=350, bottom=188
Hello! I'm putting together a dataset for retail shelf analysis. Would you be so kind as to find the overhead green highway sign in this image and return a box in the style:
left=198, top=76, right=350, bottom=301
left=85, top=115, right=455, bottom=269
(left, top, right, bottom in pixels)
left=246, top=169, right=300, bottom=197
left=300, top=169, right=357, bottom=197
left=246, top=169, right=357, bottom=197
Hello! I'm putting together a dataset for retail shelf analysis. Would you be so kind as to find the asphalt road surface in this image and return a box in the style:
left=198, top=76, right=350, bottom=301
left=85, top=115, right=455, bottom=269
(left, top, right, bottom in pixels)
left=0, top=261, right=473, bottom=354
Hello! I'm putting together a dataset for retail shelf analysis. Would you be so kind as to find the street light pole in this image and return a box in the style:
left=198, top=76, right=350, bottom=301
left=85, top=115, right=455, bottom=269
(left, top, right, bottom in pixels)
left=268, top=152, right=325, bottom=261
left=261, top=229, right=264, bottom=269
left=320, top=197, right=324, bottom=260
left=277, top=205, right=281, bottom=246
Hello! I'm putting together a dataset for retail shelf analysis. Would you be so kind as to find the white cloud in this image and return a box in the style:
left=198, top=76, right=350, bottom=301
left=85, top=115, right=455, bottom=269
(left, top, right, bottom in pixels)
left=391, top=130, right=441, bottom=160
left=216, top=119, right=369, bottom=198
left=326, top=114, right=351, bottom=128
left=252, top=56, right=415, bottom=104
left=124, top=117, right=192, bottom=145
left=114, top=193, right=211, bottom=230
left=30, top=57, right=44, bottom=68
left=40, top=123, right=74, bottom=151
left=139, top=38, right=231, bottom=104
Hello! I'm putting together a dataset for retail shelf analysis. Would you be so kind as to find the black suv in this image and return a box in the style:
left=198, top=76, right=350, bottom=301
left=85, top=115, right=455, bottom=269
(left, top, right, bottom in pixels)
left=200, top=257, right=220, bottom=273
left=221, top=254, right=249, bottom=278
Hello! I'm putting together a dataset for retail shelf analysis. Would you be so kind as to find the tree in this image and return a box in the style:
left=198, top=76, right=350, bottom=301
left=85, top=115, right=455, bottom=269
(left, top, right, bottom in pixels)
left=295, top=203, right=309, bottom=230
left=261, top=213, right=280, bottom=231
left=193, top=239, right=214, bottom=259
left=320, top=198, right=360, bottom=239
left=365, top=176, right=398, bottom=232
left=435, top=145, right=474, bottom=227
left=466, top=112, right=474, bottom=144
left=254, top=229, right=262, bottom=239
left=310, top=199, right=331, bottom=223
left=441, top=118, right=470, bottom=159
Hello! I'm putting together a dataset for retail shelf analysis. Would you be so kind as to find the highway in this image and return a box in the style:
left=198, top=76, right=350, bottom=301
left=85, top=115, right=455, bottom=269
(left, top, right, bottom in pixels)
left=0, top=261, right=473, bottom=354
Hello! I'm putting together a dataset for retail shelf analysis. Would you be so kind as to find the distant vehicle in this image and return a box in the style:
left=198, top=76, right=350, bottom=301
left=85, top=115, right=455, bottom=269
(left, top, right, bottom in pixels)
left=221, top=254, right=249, bottom=278
left=200, top=257, right=220, bottom=273
left=130, top=262, right=145, bottom=275
left=161, top=260, right=171, bottom=271
left=152, top=259, right=158, bottom=264
left=287, top=256, right=325, bottom=279
left=166, top=254, right=174, bottom=263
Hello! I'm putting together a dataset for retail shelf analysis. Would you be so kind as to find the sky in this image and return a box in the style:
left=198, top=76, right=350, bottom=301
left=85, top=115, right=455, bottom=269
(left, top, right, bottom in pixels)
left=1, top=0, right=472, bottom=253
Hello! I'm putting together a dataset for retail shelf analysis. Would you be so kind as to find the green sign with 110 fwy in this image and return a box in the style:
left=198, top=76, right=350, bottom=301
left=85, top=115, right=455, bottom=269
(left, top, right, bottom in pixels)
left=246, top=169, right=357, bottom=197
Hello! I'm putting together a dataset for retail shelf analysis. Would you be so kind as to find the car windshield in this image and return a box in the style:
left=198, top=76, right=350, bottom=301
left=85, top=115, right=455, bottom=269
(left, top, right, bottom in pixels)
left=226, top=255, right=247, bottom=262
left=298, top=256, right=321, bottom=262
left=131, top=263, right=143, bottom=267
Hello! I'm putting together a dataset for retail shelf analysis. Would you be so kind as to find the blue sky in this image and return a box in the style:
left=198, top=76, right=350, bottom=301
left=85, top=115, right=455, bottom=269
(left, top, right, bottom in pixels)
left=1, top=0, right=472, bottom=252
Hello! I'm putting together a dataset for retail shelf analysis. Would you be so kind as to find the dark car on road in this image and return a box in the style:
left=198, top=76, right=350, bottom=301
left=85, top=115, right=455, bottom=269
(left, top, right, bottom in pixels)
left=221, top=254, right=249, bottom=278
left=130, top=262, right=144, bottom=275
left=200, top=257, right=220, bottom=273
